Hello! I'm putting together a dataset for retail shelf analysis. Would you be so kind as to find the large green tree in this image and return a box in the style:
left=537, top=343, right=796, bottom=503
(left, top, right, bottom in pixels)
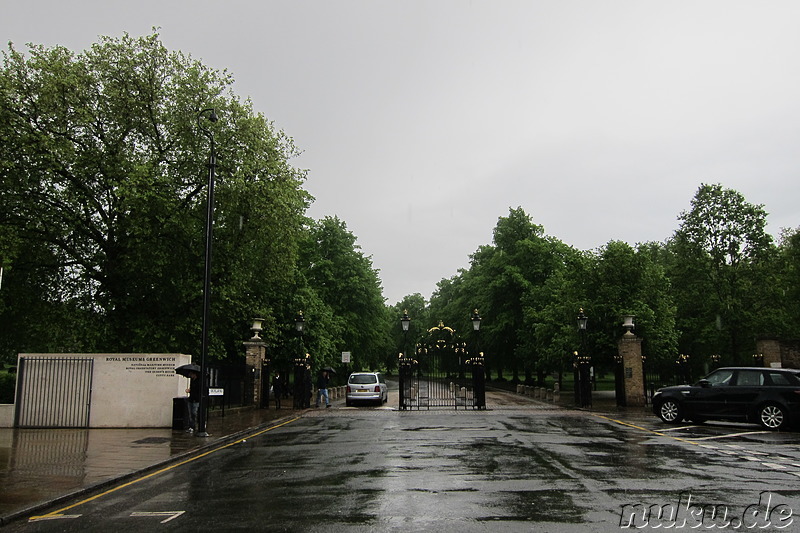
left=669, top=184, right=776, bottom=364
left=583, top=241, right=678, bottom=367
left=297, top=216, right=391, bottom=371
left=0, top=32, right=310, bottom=361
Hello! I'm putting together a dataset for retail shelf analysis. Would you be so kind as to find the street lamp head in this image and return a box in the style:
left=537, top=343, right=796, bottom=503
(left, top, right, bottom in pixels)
left=197, top=108, right=219, bottom=139
left=199, top=107, right=218, bottom=122
left=295, top=311, right=305, bottom=333
left=471, top=309, right=482, bottom=332
left=577, top=308, right=588, bottom=331
left=400, top=310, right=411, bottom=332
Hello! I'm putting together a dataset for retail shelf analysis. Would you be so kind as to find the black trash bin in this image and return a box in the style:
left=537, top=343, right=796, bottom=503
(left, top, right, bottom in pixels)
left=172, top=397, right=189, bottom=430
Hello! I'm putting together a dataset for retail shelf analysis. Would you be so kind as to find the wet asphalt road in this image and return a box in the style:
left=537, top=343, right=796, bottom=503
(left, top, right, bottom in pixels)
left=7, top=398, right=800, bottom=532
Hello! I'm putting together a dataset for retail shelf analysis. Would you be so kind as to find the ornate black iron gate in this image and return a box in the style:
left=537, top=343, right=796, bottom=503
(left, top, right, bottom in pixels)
left=399, top=321, right=485, bottom=410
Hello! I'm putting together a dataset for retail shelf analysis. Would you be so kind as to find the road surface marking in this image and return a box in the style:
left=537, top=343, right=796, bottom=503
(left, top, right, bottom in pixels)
left=28, top=515, right=81, bottom=521
left=593, top=414, right=800, bottom=480
left=130, top=511, right=185, bottom=523
left=693, top=431, right=768, bottom=441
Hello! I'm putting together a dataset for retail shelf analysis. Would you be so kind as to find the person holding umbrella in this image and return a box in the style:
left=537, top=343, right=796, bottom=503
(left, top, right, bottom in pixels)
left=175, top=364, right=202, bottom=433
left=185, top=371, right=201, bottom=433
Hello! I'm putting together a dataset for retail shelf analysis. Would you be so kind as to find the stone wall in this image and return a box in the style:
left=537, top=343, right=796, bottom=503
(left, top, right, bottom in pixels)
left=755, top=339, right=800, bottom=369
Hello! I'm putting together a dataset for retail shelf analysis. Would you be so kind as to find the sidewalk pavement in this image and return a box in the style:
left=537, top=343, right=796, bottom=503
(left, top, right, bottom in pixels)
left=0, top=403, right=302, bottom=524
left=0, top=388, right=646, bottom=525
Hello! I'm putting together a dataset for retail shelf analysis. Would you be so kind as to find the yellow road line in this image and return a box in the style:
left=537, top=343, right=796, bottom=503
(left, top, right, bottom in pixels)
left=30, top=417, right=301, bottom=520
left=591, top=413, right=702, bottom=446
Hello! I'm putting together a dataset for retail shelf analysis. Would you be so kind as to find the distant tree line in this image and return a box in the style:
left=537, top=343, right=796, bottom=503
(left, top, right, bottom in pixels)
left=393, top=185, right=800, bottom=384
left=2, top=33, right=797, bottom=384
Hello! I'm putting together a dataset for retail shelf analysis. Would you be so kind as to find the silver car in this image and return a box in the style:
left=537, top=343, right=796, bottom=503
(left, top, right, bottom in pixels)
left=346, top=372, right=388, bottom=406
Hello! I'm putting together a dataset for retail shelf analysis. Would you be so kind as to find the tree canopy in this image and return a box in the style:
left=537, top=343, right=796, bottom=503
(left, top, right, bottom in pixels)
left=0, top=33, right=387, bottom=371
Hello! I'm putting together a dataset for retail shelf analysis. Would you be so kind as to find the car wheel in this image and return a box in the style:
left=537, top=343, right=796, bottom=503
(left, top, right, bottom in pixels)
left=657, top=399, right=683, bottom=424
left=758, top=403, right=787, bottom=430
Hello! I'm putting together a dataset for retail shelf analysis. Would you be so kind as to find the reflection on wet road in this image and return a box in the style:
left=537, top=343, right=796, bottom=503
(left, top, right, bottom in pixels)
left=9, top=404, right=800, bottom=532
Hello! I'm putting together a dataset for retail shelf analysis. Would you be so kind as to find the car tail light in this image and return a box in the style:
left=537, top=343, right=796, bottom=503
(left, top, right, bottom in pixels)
left=346, top=385, right=351, bottom=393
left=374, top=386, right=380, bottom=392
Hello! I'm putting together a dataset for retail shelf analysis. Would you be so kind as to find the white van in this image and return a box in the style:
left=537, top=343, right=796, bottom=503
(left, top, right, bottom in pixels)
left=346, top=372, right=388, bottom=406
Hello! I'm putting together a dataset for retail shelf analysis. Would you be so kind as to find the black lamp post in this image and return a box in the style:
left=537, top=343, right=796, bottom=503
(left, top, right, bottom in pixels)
left=470, top=309, right=482, bottom=363
left=469, top=309, right=486, bottom=409
left=400, top=310, right=411, bottom=358
left=293, top=312, right=306, bottom=409
left=576, top=308, right=591, bottom=408
left=196, top=107, right=218, bottom=437
left=398, top=311, right=411, bottom=410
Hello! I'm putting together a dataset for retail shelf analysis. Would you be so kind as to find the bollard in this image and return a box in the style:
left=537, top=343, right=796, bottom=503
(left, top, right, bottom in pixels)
left=534, top=387, right=540, bottom=399
left=553, top=389, right=560, bottom=403
left=546, top=389, right=553, bottom=401
left=517, top=384, right=523, bottom=394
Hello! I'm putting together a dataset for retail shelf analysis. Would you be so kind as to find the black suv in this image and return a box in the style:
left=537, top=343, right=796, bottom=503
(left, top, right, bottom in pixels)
left=652, top=367, right=800, bottom=430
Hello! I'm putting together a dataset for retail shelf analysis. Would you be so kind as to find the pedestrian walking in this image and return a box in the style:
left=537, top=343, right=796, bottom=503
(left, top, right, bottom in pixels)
left=186, top=371, right=200, bottom=433
left=316, top=370, right=331, bottom=408
left=273, top=371, right=283, bottom=410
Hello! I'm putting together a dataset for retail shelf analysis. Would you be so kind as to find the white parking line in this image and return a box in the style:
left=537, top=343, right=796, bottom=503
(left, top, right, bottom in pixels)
left=693, top=431, right=769, bottom=441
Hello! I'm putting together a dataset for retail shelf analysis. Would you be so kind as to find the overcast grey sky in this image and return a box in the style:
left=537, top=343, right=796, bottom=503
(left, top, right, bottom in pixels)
left=4, top=1, right=800, bottom=305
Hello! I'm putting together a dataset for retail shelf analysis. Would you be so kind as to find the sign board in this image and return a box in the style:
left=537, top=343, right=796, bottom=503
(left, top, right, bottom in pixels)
left=342, top=351, right=351, bottom=363
left=208, top=388, right=224, bottom=396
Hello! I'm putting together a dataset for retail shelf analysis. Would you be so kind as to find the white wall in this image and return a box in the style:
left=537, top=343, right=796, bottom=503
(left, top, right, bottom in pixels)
left=15, top=353, right=192, bottom=428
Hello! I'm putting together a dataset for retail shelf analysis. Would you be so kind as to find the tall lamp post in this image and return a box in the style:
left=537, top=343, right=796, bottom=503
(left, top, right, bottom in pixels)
left=399, top=311, right=411, bottom=410
left=470, top=309, right=485, bottom=409
left=196, top=107, right=218, bottom=437
left=400, top=310, right=411, bottom=358
left=471, top=308, right=482, bottom=369
left=293, top=312, right=306, bottom=409
left=576, top=308, right=591, bottom=408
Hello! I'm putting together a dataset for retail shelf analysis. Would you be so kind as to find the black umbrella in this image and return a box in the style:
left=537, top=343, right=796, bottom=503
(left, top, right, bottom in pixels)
left=322, top=367, right=337, bottom=375
left=175, top=363, right=201, bottom=378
